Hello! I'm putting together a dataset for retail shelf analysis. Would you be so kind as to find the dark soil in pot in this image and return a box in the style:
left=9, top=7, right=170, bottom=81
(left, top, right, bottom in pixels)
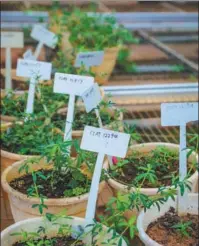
left=13, top=236, right=84, bottom=246
left=9, top=169, right=91, bottom=198
left=109, top=146, right=196, bottom=188
left=146, top=207, right=199, bottom=246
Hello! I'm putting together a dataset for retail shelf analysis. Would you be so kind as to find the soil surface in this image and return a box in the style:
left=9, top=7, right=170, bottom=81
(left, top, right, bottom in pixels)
left=13, top=236, right=84, bottom=246
left=110, top=147, right=195, bottom=188
left=147, top=207, right=199, bottom=246
left=10, top=169, right=90, bottom=198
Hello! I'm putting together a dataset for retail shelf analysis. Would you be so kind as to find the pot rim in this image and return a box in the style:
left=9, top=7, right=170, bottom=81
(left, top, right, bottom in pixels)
left=107, top=142, right=198, bottom=194
left=1, top=158, right=108, bottom=205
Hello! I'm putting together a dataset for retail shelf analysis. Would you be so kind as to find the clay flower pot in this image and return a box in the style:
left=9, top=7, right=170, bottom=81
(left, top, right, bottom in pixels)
left=91, top=47, right=120, bottom=85
left=1, top=216, right=127, bottom=246
left=137, top=193, right=198, bottom=246
left=1, top=158, right=108, bottom=222
left=107, top=143, right=198, bottom=218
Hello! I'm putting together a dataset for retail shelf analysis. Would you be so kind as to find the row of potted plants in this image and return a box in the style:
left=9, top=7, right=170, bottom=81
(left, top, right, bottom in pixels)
left=1, top=5, right=198, bottom=246
left=1, top=119, right=198, bottom=245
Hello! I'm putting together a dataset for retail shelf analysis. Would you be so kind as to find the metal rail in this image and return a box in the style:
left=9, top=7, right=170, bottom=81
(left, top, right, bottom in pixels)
left=135, top=64, right=186, bottom=73
left=102, top=83, right=198, bottom=96
left=137, top=30, right=198, bottom=72
left=155, top=35, right=198, bottom=43
left=1, top=11, right=49, bottom=30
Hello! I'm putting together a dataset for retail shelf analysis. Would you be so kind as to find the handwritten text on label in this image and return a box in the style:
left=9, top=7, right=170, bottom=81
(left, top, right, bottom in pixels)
left=161, top=102, right=198, bottom=126
left=31, top=25, right=58, bottom=48
left=16, top=59, right=52, bottom=80
left=1, top=32, right=24, bottom=48
left=82, top=83, right=102, bottom=113
left=81, top=126, right=130, bottom=158
left=54, top=73, right=94, bottom=96
left=75, top=51, right=104, bottom=68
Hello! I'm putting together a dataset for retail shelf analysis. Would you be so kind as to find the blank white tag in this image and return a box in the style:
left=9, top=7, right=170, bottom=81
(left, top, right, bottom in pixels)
left=16, top=59, right=52, bottom=80
left=81, top=126, right=130, bottom=158
left=82, top=83, right=102, bottom=113
left=23, top=49, right=36, bottom=60
left=53, top=73, right=94, bottom=96
left=1, top=32, right=24, bottom=48
left=31, top=25, right=58, bottom=48
left=75, top=51, right=104, bottom=68
left=161, top=102, right=198, bottom=126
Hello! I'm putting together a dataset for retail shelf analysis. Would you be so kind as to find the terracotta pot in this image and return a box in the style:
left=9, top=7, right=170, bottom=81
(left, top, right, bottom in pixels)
left=91, top=47, right=120, bottom=85
left=137, top=193, right=198, bottom=246
left=1, top=158, right=108, bottom=222
left=107, top=143, right=198, bottom=217
left=1, top=216, right=127, bottom=246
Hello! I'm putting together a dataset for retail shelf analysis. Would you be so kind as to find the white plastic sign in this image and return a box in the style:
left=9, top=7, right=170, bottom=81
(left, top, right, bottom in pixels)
left=16, top=59, right=52, bottom=114
left=1, top=32, right=24, bottom=48
left=82, top=83, right=102, bottom=113
left=161, top=102, right=199, bottom=216
left=16, top=59, right=52, bottom=80
left=54, top=73, right=94, bottom=96
left=75, top=51, right=104, bottom=68
left=1, top=32, right=24, bottom=90
left=81, top=126, right=130, bottom=158
left=31, top=25, right=58, bottom=48
left=23, top=49, right=36, bottom=61
left=81, top=126, right=130, bottom=225
left=161, top=102, right=198, bottom=126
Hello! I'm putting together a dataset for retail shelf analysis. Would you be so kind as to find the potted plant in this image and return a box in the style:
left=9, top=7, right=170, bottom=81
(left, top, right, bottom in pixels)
left=52, top=99, right=124, bottom=155
left=51, top=7, right=137, bottom=84
left=1, top=213, right=127, bottom=246
left=136, top=133, right=199, bottom=245
left=1, top=84, right=68, bottom=123
left=106, top=142, right=198, bottom=217
left=1, top=139, right=107, bottom=222
left=137, top=193, right=198, bottom=246
left=0, top=117, right=63, bottom=172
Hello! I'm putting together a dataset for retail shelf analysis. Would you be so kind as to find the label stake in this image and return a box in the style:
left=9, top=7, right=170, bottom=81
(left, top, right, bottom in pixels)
left=161, top=102, right=198, bottom=215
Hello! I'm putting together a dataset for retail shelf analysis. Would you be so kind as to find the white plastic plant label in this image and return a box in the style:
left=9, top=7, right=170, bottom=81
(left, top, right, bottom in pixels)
left=82, top=83, right=102, bottom=113
left=161, top=102, right=198, bottom=126
left=75, top=51, right=104, bottom=68
left=54, top=73, right=94, bottom=96
left=81, top=126, right=130, bottom=158
left=16, top=59, right=52, bottom=80
left=23, top=49, right=36, bottom=60
left=31, top=25, right=58, bottom=48
left=1, top=32, right=24, bottom=48
left=161, top=102, right=199, bottom=215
